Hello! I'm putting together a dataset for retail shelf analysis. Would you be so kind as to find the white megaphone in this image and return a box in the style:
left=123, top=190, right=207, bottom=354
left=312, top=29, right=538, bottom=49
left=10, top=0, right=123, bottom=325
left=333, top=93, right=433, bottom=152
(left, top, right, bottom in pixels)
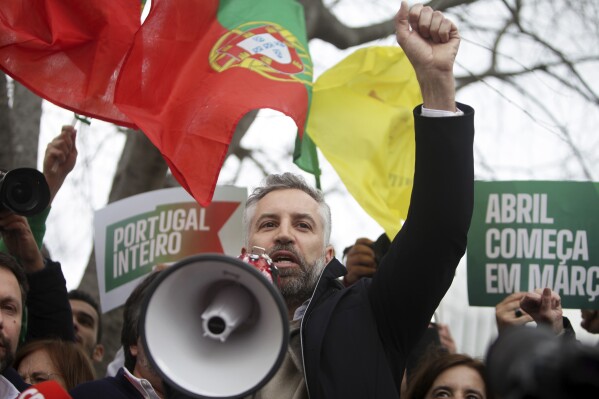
left=139, top=253, right=289, bottom=399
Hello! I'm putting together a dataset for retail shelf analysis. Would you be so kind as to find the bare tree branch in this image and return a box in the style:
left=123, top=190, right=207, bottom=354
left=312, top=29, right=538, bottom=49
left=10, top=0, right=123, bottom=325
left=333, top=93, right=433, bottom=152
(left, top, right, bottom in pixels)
left=305, top=2, right=394, bottom=48
left=456, top=56, right=599, bottom=91
left=504, top=77, right=594, bottom=180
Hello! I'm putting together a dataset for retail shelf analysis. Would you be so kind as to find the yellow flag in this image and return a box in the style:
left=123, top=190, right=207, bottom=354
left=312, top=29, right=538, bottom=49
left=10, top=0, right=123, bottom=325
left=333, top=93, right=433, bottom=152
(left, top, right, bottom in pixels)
left=306, top=46, right=422, bottom=239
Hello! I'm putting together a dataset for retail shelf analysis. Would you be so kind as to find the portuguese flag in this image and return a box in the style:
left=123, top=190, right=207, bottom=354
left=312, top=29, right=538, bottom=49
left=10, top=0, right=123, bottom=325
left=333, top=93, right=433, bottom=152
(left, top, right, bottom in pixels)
left=0, top=0, right=318, bottom=206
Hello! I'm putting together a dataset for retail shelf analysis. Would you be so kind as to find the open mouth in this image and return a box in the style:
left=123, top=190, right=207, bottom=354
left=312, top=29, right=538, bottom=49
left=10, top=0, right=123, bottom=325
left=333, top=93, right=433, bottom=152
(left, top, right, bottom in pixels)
left=270, top=250, right=300, bottom=268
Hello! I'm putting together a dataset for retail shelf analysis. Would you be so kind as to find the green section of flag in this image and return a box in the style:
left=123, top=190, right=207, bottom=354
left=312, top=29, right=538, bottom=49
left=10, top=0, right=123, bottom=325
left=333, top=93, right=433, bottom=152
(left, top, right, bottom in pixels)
left=294, top=130, right=321, bottom=186
left=217, top=0, right=320, bottom=181
left=217, top=0, right=308, bottom=44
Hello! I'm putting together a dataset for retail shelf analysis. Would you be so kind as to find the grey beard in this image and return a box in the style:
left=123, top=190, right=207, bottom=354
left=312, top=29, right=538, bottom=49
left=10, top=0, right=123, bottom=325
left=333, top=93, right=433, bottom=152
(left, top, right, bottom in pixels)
left=278, top=253, right=327, bottom=305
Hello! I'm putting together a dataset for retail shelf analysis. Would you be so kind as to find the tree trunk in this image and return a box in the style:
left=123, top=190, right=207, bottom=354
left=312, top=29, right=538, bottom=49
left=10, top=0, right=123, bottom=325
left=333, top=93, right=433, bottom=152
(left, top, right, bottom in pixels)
left=11, top=82, right=43, bottom=168
left=0, top=77, right=42, bottom=171
left=0, top=75, right=13, bottom=169
left=78, top=129, right=168, bottom=374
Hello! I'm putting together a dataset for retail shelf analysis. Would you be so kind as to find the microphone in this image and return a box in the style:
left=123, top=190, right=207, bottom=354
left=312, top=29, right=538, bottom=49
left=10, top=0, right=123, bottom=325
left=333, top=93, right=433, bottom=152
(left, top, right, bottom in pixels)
left=17, top=381, right=73, bottom=399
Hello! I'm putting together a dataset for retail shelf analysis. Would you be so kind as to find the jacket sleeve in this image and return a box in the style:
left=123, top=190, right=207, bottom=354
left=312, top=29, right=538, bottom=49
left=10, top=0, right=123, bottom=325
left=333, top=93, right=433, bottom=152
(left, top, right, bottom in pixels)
left=368, top=103, right=475, bottom=356
left=25, top=258, right=76, bottom=342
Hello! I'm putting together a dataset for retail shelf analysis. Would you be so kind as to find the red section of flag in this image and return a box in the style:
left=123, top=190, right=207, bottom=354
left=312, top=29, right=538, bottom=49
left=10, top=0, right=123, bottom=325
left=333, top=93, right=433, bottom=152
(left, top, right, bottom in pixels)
left=0, top=0, right=140, bottom=127
left=114, top=0, right=309, bottom=206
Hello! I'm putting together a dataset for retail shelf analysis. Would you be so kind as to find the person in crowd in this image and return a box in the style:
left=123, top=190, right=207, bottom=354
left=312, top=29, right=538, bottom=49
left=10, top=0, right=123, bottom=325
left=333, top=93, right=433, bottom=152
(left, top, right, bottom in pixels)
left=486, top=318, right=599, bottom=398
left=14, top=338, right=95, bottom=391
left=68, top=290, right=104, bottom=364
left=70, top=271, right=164, bottom=399
left=0, top=253, right=30, bottom=397
left=580, top=309, right=599, bottom=338
left=231, top=2, right=474, bottom=397
left=495, top=288, right=575, bottom=338
left=0, top=212, right=74, bottom=344
left=0, top=124, right=77, bottom=252
left=341, top=235, right=384, bottom=287
left=403, top=352, right=494, bottom=399
left=0, top=211, right=74, bottom=395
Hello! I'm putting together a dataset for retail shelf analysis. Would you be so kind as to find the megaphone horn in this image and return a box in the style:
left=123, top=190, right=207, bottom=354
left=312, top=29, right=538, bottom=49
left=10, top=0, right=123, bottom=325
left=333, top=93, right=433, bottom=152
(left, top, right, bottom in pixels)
left=140, top=253, right=289, bottom=399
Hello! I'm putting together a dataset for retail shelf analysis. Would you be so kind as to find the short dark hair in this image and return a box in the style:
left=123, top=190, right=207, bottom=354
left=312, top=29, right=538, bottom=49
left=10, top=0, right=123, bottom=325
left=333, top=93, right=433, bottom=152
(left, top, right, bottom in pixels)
left=68, top=289, right=103, bottom=343
left=0, top=252, right=28, bottom=309
left=405, top=352, right=495, bottom=399
left=121, top=272, right=161, bottom=372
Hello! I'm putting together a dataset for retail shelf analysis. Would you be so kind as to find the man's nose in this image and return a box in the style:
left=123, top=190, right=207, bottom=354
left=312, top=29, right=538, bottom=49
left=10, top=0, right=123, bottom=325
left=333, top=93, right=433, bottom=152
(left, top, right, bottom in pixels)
left=274, top=223, right=293, bottom=244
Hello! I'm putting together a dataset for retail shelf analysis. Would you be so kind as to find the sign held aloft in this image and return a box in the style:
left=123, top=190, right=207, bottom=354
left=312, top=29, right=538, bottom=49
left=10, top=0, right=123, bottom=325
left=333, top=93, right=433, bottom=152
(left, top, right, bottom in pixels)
left=467, top=181, right=599, bottom=309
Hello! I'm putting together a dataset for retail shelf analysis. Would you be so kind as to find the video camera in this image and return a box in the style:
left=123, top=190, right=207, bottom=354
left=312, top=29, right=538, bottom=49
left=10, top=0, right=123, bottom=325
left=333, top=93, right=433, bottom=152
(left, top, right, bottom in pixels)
left=486, top=326, right=599, bottom=399
left=0, top=168, right=50, bottom=216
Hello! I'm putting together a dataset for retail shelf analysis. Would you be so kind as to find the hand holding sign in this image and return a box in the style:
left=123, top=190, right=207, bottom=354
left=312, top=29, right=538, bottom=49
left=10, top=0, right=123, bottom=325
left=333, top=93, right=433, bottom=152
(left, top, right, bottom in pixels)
left=495, top=292, right=534, bottom=334
left=520, top=287, right=564, bottom=335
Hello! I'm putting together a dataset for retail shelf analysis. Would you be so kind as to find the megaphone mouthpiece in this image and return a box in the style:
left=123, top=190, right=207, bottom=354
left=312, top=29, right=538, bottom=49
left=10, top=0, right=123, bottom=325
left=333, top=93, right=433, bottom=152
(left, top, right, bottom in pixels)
left=201, top=283, right=255, bottom=343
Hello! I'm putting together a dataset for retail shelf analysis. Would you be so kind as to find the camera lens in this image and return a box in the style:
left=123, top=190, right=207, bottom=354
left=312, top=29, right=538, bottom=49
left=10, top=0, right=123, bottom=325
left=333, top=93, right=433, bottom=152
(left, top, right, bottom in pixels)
left=6, top=179, right=35, bottom=210
left=10, top=183, right=33, bottom=205
left=0, top=168, right=50, bottom=216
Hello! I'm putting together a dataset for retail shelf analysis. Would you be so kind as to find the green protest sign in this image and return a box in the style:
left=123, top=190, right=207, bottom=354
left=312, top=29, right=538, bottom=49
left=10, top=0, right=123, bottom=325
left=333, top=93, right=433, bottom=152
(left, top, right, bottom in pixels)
left=467, top=181, right=599, bottom=309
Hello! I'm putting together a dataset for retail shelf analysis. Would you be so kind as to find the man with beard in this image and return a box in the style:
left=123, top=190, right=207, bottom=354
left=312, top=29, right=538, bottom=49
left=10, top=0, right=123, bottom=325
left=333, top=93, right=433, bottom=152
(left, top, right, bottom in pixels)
left=70, top=272, right=165, bottom=399
left=0, top=211, right=75, bottom=397
left=0, top=253, right=28, bottom=398
left=239, top=2, right=474, bottom=398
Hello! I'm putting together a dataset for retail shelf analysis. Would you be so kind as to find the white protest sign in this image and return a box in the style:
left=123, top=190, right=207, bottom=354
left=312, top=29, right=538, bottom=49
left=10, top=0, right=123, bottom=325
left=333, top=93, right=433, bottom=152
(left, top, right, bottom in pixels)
left=94, top=186, right=246, bottom=313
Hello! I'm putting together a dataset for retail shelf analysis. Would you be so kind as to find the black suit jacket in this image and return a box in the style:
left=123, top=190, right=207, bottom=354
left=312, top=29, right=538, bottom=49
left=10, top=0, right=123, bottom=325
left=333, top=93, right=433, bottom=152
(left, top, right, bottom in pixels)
left=301, top=104, right=475, bottom=398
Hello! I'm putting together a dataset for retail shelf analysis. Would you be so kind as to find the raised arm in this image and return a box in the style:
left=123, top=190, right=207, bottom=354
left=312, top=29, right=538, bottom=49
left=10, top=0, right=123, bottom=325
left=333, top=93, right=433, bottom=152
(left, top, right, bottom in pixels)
left=369, top=1, right=474, bottom=356
left=395, top=1, right=459, bottom=111
left=43, top=125, right=78, bottom=205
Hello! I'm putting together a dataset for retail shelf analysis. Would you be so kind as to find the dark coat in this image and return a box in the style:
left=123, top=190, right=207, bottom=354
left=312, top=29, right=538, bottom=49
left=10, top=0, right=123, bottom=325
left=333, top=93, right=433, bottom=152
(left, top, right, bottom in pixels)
left=301, top=104, right=475, bottom=399
left=70, top=368, right=144, bottom=399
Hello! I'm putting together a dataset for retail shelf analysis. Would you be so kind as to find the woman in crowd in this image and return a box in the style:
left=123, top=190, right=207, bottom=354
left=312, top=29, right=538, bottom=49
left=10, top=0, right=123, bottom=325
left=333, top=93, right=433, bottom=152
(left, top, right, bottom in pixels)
left=404, top=352, right=494, bottom=399
left=14, top=339, right=95, bottom=390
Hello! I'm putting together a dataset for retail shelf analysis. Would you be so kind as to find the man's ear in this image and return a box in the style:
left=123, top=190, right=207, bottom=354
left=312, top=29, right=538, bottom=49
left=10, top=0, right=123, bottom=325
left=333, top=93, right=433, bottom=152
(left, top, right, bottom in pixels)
left=92, top=344, right=105, bottom=362
left=325, top=245, right=335, bottom=263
